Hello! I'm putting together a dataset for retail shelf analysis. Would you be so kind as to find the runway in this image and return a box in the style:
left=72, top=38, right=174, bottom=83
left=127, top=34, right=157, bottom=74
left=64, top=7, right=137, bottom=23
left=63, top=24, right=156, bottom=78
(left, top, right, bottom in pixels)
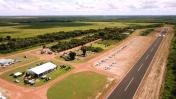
left=107, top=29, right=166, bottom=99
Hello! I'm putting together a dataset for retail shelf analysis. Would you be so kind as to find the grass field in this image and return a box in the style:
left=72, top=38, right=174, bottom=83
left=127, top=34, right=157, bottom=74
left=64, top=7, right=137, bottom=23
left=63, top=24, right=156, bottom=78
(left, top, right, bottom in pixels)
left=0, top=22, right=152, bottom=38
left=0, top=60, right=73, bottom=87
left=47, top=71, right=108, bottom=99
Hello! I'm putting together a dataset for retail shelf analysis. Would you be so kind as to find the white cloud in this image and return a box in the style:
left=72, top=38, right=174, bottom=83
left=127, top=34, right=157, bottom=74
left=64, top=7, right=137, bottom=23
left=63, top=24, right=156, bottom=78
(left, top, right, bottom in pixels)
left=0, top=0, right=175, bottom=15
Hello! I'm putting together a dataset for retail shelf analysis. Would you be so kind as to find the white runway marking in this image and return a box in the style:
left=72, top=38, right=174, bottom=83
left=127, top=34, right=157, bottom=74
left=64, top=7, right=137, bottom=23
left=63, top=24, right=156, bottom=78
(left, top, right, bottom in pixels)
left=145, top=55, right=150, bottom=60
left=151, top=48, right=154, bottom=52
left=124, top=77, right=134, bottom=91
left=138, top=63, right=144, bottom=72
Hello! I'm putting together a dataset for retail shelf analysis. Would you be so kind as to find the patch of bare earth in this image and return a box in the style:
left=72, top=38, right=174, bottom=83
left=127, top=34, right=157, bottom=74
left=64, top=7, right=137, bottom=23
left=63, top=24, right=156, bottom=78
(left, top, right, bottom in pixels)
left=133, top=26, right=174, bottom=99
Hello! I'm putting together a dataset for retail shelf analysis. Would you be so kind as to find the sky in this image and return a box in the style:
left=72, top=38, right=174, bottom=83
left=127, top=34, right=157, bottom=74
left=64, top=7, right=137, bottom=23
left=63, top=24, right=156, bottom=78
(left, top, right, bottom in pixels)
left=0, top=0, right=176, bottom=16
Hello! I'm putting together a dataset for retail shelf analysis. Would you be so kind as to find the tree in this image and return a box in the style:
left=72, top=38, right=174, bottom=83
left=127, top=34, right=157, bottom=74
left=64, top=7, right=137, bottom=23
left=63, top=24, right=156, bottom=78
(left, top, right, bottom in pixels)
left=42, top=44, right=46, bottom=49
left=6, top=36, right=11, bottom=40
left=81, top=46, right=87, bottom=56
left=69, top=51, right=76, bottom=60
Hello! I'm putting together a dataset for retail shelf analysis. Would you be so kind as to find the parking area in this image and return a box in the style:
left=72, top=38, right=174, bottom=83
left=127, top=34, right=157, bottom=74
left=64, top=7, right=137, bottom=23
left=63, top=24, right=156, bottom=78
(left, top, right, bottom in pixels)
left=93, top=36, right=155, bottom=76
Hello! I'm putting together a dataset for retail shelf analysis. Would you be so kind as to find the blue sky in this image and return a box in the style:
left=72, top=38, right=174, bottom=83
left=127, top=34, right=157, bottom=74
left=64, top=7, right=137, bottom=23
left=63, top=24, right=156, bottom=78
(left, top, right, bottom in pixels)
left=0, top=0, right=176, bottom=15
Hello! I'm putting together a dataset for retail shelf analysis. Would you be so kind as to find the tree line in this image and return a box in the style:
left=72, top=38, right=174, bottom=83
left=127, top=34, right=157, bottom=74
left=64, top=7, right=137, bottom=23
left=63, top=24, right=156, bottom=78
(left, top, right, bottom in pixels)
left=0, top=29, right=98, bottom=53
left=162, top=25, right=176, bottom=99
left=140, top=28, right=155, bottom=36
left=50, top=35, right=99, bottom=52
left=129, top=24, right=162, bottom=29
left=50, top=27, right=132, bottom=52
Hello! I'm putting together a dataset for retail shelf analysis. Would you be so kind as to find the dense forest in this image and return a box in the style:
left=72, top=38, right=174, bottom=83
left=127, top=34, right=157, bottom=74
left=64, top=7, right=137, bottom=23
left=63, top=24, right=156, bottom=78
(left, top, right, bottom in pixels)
left=162, top=25, right=176, bottom=99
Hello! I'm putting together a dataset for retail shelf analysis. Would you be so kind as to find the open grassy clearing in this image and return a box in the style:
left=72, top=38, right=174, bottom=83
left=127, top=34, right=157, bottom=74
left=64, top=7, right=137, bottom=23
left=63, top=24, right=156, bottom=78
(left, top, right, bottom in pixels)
left=47, top=71, right=108, bottom=99
left=0, top=60, right=73, bottom=87
left=0, top=22, right=152, bottom=38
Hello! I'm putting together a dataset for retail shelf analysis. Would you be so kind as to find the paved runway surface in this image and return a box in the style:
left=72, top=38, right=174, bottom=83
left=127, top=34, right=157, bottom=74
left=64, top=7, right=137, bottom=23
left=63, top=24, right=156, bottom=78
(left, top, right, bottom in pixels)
left=107, top=29, right=166, bottom=99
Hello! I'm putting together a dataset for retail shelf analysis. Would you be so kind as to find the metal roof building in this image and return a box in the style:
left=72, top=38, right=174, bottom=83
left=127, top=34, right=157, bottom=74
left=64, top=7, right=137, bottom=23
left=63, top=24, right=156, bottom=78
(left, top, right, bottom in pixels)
left=27, top=62, right=57, bottom=77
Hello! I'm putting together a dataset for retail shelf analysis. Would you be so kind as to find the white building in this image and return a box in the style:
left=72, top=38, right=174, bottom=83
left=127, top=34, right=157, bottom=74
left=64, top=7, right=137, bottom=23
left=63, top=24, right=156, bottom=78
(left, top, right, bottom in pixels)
left=0, top=59, right=15, bottom=66
left=27, top=62, right=57, bottom=77
left=0, top=91, right=6, bottom=99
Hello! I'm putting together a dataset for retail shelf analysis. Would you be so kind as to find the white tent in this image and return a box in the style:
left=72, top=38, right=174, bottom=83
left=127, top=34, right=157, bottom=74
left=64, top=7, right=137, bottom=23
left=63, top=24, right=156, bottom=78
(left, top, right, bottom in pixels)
left=14, top=72, right=22, bottom=77
left=0, top=59, right=15, bottom=66
left=27, top=62, right=57, bottom=77
left=0, top=92, right=6, bottom=99
left=0, top=96, right=6, bottom=99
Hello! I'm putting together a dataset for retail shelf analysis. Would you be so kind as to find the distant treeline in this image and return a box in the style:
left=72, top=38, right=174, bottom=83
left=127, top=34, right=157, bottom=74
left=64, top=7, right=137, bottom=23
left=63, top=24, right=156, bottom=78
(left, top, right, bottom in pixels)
left=0, top=24, right=162, bottom=54
left=129, top=24, right=162, bottom=29
left=0, top=16, right=176, bottom=24
left=162, top=25, right=176, bottom=99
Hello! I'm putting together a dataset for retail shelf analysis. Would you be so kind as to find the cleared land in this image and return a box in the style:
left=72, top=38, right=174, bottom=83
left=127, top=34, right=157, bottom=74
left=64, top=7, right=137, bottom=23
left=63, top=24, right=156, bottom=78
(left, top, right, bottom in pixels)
left=0, top=22, right=152, bottom=38
left=0, top=26, right=162, bottom=99
left=0, top=16, right=164, bottom=99
left=47, top=71, right=108, bottom=99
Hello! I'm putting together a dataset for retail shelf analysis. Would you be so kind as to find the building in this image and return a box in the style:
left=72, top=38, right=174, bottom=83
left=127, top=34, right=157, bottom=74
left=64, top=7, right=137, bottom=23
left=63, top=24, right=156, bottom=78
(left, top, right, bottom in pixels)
left=0, top=59, right=15, bottom=66
left=27, top=62, right=57, bottom=77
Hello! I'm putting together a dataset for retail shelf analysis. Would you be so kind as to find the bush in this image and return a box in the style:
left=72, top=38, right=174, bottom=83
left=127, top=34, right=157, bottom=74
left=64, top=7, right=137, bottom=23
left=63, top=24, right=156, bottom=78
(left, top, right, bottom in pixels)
left=87, top=46, right=103, bottom=52
left=140, top=28, right=154, bottom=36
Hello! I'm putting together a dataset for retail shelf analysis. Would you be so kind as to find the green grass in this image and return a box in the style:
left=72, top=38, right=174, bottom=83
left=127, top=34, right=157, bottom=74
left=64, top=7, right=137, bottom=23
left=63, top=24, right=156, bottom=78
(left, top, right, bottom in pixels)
left=0, top=60, right=73, bottom=87
left=95, top=40, right=119, bottom=49
left=47, top=71, right=108, bottom=99
left=0, top=22, right=151, bottom=38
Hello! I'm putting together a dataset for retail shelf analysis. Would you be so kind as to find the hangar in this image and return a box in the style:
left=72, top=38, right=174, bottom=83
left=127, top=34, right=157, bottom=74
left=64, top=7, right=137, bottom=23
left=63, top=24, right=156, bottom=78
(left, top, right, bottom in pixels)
left=27, top=62, right=57, bottom=77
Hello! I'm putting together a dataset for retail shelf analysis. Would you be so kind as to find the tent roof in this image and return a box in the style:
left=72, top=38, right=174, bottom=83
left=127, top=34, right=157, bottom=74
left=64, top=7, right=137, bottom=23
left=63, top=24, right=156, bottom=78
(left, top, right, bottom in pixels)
left=14, top=72, right=22, bottom=76
left=28, top=62, right=57, bottom=75
left=0, top=59, right=14, bottom=64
